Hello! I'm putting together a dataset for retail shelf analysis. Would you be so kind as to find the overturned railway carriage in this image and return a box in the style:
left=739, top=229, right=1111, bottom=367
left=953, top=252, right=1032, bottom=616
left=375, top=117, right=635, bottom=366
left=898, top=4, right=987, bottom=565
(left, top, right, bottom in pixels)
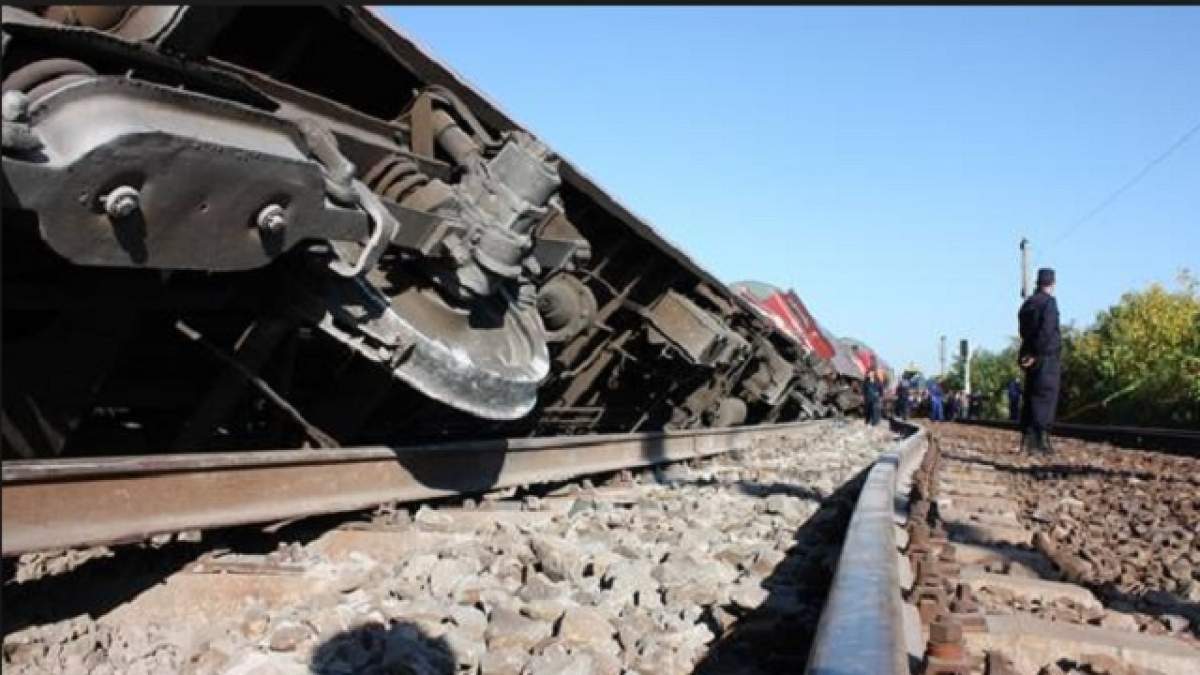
left=1, top=5, right=845, bottom=459
left=730, top=281, right=864, bottom=414
left=840, top=337, right=892, bottom=389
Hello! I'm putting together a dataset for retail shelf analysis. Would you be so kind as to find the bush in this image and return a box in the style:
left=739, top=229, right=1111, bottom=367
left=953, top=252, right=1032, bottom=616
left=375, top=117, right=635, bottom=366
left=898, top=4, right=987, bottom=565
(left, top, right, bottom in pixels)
left=1060, top=271, right=1200, bottom=428
left=945, top=343, right=1022, bottom=420
left=952, top=270, right=1198, bottom=429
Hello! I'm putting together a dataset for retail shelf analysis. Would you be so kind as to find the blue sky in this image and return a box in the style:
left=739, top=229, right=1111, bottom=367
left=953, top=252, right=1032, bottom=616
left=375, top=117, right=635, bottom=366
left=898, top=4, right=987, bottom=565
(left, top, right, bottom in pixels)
left=380, top=6, right=1199, bottom=376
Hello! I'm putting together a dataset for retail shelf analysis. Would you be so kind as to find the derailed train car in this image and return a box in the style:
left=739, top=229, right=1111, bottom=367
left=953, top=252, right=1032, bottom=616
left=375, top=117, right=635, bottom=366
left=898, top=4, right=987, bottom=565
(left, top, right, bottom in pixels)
left=840, top=337, right=893, bottom=392
left=1, top=5, right=850, bottom=458
left=730, top=281, right=867, bottom=414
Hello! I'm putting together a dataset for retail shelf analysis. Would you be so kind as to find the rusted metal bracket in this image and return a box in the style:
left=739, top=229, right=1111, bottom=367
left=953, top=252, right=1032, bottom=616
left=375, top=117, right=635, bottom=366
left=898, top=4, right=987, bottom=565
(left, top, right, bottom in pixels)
left=409, top=91, right=435, bottom=159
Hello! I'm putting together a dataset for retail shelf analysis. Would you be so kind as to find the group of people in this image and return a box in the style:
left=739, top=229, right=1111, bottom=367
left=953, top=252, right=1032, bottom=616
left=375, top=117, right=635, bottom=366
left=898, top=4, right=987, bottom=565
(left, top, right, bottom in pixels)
left=861, top=371, right=981, bottom=426
left=888, top=379, right=981, bottom=422
left=857, top=266, right=1062, bottom=456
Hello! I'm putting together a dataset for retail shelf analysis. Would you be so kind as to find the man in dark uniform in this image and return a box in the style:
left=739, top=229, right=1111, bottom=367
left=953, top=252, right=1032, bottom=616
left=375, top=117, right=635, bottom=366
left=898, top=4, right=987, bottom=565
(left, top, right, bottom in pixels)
left=862, top=370, right=881, bottom=426
left=1006, top=378, right=1022, bottom=422
left=968, top=392, right=983, bottom=419
left=1018, top=268, right=1061, bottom=454
left=928, top=380, right=944, bottom=421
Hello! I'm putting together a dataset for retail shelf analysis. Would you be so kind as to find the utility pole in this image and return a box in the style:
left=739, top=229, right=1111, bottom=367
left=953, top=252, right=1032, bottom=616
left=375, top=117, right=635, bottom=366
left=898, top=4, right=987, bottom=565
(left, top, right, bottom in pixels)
left=1020, top=238, right=1031, bottom=299
left=960, top=339, right=971, bottom=396
left=939, top=335, right=946, bottom=379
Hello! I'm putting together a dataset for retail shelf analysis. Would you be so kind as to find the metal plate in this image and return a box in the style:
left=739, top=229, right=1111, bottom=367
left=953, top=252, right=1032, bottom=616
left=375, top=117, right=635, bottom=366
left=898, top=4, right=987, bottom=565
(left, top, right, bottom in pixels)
left=4, top=76, right=369, bottom=271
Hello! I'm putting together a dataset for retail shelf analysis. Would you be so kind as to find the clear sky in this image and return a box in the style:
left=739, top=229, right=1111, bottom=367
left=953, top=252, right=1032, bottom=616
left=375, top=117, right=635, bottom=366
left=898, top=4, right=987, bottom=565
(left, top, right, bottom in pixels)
left=379, top=6, right=1200, bottom=376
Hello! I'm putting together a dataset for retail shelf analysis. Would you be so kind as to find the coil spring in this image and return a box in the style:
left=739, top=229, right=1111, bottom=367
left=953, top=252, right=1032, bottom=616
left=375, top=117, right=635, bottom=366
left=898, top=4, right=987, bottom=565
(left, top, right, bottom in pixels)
left=363, top=154, right=431, bottom=204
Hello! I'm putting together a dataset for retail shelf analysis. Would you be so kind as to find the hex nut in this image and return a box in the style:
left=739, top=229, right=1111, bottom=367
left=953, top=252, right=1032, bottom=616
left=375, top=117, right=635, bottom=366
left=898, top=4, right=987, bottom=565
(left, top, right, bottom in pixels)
left=256, top=204, right=287, bottom=232
left=103, top=185, right=140, bottom=219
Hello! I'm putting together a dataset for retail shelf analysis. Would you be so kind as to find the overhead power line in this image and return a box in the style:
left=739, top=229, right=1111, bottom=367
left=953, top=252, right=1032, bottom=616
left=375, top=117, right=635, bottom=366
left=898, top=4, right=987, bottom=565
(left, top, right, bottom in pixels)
left=1050, top=117, right=1200, bottom=248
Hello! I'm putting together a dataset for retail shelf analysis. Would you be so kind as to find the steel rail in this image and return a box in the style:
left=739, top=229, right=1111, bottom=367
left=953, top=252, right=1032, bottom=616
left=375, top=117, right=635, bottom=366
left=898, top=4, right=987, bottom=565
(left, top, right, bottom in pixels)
left=1, top=420, right=825, bottom=557
left=806, top=420, right=1197, bottom=675
left=805, top=419, right=927, bottom=675
left=952, top=419, right=1199, bottom=456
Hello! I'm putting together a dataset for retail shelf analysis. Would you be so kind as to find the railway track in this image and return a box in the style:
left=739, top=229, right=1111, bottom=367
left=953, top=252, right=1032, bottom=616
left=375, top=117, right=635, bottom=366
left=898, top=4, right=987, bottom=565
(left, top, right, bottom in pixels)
left=8, top=415, right=1196, bottom=675
left=954, top=420, right=1200, bottom=456
left=3, top=419, right=900, bottom=675
left=4, top=421, right=836, bottom=557
left=809, top=422, right=1200, bottom=675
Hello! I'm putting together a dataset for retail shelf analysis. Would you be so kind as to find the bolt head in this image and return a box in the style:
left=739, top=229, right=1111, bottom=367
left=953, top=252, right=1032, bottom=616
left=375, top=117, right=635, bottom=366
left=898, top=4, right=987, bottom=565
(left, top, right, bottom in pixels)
left=257, top=204, right=287, bottom=232
left=103, top=185, right=140, bottom=219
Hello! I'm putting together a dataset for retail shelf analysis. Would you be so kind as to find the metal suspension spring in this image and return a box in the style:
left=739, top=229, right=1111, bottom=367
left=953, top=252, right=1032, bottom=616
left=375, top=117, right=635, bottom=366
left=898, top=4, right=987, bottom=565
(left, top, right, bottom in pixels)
left=363, top=153, right=431, bottom=203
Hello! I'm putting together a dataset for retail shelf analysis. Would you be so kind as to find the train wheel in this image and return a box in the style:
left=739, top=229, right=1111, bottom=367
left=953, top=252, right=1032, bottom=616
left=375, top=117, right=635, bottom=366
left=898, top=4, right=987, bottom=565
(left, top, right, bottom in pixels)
left=290, top=263, right=550, bottom=421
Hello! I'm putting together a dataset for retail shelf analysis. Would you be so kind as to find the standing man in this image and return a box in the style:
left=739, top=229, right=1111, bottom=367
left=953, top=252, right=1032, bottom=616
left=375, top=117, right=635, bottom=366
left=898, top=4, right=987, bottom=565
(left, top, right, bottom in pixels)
left=1018, top=268, right=1062, bottom=455
left=928, top=380, right=944, bottom=422
left=875, top=367, right=889, bottom=424
left=862, top=370, right=881, bottom=426
left=1006, top=378, right=1022, bottom=422
left=895, top=379, right=910, bottom=420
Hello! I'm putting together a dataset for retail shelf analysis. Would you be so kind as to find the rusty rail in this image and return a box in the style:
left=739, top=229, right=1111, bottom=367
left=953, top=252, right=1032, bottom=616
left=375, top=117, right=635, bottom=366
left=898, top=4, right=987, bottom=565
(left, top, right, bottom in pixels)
left=808, top=420, right=1200, bottom=675
left=805, top=419, right=927, bottom=675
left=952, top=419, right=1199, bottom=456
left=1, top=420, right=824, bottom=557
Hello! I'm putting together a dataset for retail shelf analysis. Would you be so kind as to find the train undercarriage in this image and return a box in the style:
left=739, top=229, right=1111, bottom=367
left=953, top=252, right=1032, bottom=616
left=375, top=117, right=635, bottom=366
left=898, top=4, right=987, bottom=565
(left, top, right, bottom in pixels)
left=2, top=5, right=862, bottom=459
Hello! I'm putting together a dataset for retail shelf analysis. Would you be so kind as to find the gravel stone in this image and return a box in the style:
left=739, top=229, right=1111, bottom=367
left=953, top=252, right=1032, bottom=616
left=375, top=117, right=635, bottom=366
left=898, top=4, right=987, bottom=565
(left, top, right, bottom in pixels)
left=750, top=547, right=786, bottom=577
left=267, top=623, right=310, bottom=652
left=531, top=536, right=587, bottom=583
left=558, top=607, right=617, bottom=651
left=449, top=604, right=488, bottom=640
left=728, top=580, right=769, bottom=610
left=2, top=422, right=899, bottom=675
left=524, top=597, right=572, bottom=623
left=485, top=607, right=552, bottom=651
left=429, top=557, right=474, bottom=598
left=413, top=505, right=454, bottom=532
left=525, top=643, right=595, bottom=675
left=480, top=646, right=530, bottom=675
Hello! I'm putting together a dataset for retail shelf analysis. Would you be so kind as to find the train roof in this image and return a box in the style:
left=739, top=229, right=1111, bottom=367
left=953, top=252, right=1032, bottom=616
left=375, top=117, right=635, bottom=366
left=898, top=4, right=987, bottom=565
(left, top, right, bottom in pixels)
left=729, top=280, right=781, bottom=302
left=819, top=326, right=865, bottom=379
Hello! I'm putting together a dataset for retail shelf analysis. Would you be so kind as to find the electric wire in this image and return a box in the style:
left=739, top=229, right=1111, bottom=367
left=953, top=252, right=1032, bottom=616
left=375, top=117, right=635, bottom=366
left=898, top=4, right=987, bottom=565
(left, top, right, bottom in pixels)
left=1049, top=117, right=1200, bottom=248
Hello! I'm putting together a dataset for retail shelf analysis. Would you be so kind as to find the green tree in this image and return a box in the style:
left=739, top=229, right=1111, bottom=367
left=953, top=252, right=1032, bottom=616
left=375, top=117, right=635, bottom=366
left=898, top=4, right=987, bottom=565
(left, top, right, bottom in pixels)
left=1060, top=270, right=1200, bottom=428
left=970, top=343, right=1023, bottom=419
left=939, top=343, right=1022, bottom=419
left=942, top=354, right=965, bottom=391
